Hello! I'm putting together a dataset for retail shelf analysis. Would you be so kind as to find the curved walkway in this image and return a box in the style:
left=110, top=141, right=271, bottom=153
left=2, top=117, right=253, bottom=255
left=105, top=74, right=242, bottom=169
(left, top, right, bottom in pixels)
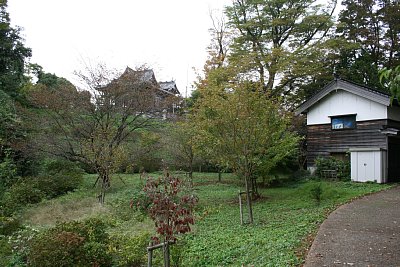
left=304, top=186, right=400, bottom=267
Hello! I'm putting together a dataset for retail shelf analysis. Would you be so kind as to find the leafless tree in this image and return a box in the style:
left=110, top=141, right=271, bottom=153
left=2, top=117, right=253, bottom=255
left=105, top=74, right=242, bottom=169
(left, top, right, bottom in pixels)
left=30, top=64, right=176, bottom=203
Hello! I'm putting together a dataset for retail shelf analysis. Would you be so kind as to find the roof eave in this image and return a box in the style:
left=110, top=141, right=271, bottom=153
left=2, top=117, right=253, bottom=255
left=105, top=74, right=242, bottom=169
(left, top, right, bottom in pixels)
left=295, top=79, right=390, bottom=115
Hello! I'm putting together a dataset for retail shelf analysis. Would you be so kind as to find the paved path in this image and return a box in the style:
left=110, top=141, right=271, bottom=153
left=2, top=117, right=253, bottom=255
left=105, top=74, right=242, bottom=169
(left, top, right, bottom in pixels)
left=304, top=186, right=400, bottom=267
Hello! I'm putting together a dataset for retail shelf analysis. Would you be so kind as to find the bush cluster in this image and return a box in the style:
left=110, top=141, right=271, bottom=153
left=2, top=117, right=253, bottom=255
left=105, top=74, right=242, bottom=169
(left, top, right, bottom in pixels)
left=37, top=159, right=84, bottom=198
left=6, top=218, right=151, bottom=267
left=27, top=218, right=111, bottom=267
left=0, top=159, right=83, bottom=216
left=0, top=152, right=18, bottom=194
left=110, top=232, right=151, bottom=267
left=315, top=156, right=350, bottom=181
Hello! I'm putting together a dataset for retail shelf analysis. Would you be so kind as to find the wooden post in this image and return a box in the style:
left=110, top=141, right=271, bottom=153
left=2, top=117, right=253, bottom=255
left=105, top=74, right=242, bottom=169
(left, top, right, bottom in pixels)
left=238, top=190, right=253, bottom=225
left=163, top=241, right=170, bottom=267
left=147, top=240, right=175, bottom=267
left=147, top=242, right=153, bottom=267
left=239, top=191, right=243, bottom=225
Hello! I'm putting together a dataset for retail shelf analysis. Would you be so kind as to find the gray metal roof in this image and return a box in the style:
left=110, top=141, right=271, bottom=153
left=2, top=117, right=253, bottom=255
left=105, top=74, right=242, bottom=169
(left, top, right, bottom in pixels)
left=159, top=81, right=180, bottom=95
left=295, top=78, right=391, bottom=115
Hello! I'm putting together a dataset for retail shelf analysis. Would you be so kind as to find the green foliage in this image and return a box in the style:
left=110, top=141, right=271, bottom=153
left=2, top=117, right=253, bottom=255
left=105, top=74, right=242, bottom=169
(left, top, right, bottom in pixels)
left=178, top=179, right=388, bottom=266
left=0, top=151, right=18, bottom=192
left=0, top=90, right=18, bottom=141
left=35, top=68, right=74, bottom=90
left=14, top=172, right=391, bottom=266
left=129, top=187, right=152, bottom=215
left=1, top=178, right=45, bottom=216
left=309, top=183, right=323, bottom=205
left=315, top=156, right=350, bottom=181
left=0, top=160, right=83, bottom=216
left=110, top=232, right=151, bottom=267
left=225, top=0, right=334, bottom=91
left=0, top=1, right=32, bottom=99
left=194, top=68, right=300, bottom=203
left=8, top=225, right=40, bottom=266
left=333, top=0, right=400, bottom=90
left=38, top=159, right=84, bottom=198
left=27, top=218, right=111, bottom=267
left=380, top=65, right=400, bottom=102
left=0, top=235, right=13, bottom=267
left=0, top=216, right=21, bottom=235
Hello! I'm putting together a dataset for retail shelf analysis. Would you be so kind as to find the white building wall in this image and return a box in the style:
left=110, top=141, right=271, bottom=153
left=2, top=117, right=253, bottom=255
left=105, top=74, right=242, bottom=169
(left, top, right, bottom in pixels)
left=307, top=90, right=388, bottom=125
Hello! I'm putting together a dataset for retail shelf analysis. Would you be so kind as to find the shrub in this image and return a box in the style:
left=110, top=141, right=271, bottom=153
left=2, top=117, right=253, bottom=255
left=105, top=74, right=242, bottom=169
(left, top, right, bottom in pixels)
left=300, top=181, right=342, bottom=205
left=110, top=232, right=151, bottom=267
left=309, top=183, right=323, bottom=205
left=7, top=226, right=40, bottom=266
left=0, top=159, right=84, bottom=216
left=130, top=188, right=152, bottom=214
left=1, top=178, right=45, bottom=216
left=0, top=216, right=22, bottom=235
left=0, top=235, right=13, bottom=267
left=27, top=218, right=111, bottom=267
left=315, top=156, right=350, bottom=181
left=38, top=159, right=84, bottom=198
left=0, top=152, right=18, bottom=193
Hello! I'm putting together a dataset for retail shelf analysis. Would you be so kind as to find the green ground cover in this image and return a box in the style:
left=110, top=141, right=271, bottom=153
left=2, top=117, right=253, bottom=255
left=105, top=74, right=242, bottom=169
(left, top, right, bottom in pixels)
left=17, top=173, right=391, bottom=266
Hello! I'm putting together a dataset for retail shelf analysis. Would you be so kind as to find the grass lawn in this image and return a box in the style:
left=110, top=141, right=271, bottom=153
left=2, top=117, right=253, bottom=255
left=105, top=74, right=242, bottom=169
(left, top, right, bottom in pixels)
left=20, top=172, right=391, bottom=266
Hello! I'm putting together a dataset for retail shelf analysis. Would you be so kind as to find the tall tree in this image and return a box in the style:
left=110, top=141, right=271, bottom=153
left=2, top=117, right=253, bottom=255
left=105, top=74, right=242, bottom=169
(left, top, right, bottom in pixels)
left=30, top=65, right=171, bottom=203
left=225, top=0, right=336, bottom=96
left=163, top=120, right=201, bottom=181
left=0, top=0, right=31, bottom=99
left=335, top=0, right=400, bottom=89
left=193, top=65, right=299, bottom=223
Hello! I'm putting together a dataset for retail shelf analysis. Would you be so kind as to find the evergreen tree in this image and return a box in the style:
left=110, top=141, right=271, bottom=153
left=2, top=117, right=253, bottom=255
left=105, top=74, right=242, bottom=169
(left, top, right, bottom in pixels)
left=0, top=0, right=32, bottom=99
left=334, top=0, right=400, bottom=89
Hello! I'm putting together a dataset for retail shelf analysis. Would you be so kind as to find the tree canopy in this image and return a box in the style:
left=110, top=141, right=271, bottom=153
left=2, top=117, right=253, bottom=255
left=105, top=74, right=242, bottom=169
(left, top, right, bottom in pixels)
left=29, top=65, right=169, bottom=203
left=225, top=0, right=336, bottom=97
left=334, top=0, right=400, bottom=89
left=0, top=0, right=31, bottom=99
left=193, top=64, right=299, bottom=223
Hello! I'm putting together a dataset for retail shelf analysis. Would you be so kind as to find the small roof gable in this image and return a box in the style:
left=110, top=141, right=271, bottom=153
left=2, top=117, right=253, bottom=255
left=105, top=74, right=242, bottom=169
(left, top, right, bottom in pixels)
left=295, top=78, right=391, bottom=115
left=159, top=81, right=180, bottom=95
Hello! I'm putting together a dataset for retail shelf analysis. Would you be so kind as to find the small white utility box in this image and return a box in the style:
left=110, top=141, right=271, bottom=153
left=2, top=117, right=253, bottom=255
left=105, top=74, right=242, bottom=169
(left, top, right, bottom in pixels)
left=349, top=148, right=387, bottom=183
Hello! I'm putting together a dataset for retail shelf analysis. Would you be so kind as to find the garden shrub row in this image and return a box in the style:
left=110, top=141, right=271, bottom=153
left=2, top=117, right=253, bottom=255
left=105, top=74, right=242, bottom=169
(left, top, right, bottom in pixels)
left=2, top=218, right=151, bottom=267
left=0, top=159, right=84, bottom=217
left=315, top=156, right=350, bottom=181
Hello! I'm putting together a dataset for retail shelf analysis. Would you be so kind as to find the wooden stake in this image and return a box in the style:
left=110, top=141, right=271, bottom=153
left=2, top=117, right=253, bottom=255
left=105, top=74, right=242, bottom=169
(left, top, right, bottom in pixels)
left=239, top=191, right=243, bottom=225
left=147, top=242, right=153, bottom=267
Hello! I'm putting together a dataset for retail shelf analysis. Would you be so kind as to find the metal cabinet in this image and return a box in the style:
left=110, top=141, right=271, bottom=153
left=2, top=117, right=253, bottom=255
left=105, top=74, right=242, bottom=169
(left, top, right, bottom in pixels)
left=349, top=148, right=387, bottom=183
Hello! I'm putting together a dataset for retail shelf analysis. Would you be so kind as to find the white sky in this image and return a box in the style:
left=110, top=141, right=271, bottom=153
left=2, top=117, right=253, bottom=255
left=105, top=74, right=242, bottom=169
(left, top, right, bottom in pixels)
left=8, top=0, right=232, bottom=97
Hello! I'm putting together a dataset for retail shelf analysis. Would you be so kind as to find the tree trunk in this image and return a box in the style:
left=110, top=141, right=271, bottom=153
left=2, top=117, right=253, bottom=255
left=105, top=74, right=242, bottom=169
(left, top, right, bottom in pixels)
left=218, top=170, right=222, bottom=182
left=244, top=172, right=254, bottom=224
left=251, top=176, right=258, bottom=199
left=163, top=241, right=170, bottom=267
left=189, top=159, right=193, bottom=187
left=98, top=170, right=110, bottom=204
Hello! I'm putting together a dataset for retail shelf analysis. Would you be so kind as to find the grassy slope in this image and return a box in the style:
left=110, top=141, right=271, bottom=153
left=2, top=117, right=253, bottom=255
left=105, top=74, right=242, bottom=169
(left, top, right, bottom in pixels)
left=20, top=173, right=391, bottom=266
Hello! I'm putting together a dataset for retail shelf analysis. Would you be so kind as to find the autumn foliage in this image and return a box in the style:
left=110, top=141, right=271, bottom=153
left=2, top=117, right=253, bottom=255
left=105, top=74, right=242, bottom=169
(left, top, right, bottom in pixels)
left=141, top=173, right=198, bottom=243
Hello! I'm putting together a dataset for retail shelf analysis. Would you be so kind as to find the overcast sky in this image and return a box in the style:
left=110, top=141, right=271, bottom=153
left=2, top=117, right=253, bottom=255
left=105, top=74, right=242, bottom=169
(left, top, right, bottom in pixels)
left=8, top=0, right=232, bottom=97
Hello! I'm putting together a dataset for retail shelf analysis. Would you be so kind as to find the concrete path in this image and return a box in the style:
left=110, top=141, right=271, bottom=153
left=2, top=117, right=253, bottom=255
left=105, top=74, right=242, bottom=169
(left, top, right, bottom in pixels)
left=304, top=186, right=400, bottom=267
